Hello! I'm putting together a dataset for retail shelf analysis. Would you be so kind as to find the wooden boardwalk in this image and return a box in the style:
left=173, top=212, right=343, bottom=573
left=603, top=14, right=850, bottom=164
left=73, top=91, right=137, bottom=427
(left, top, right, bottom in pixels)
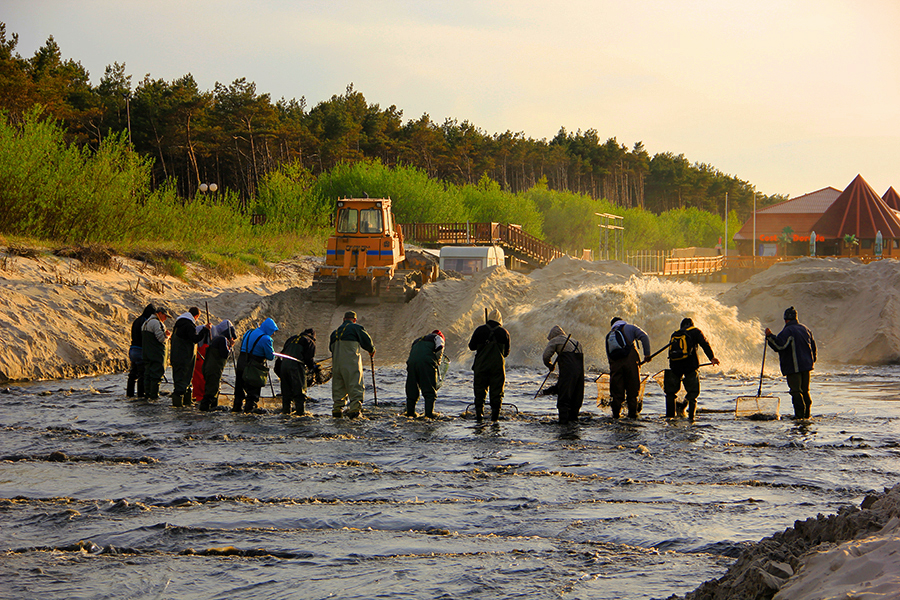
left=399, top=222, right=566, bottom=268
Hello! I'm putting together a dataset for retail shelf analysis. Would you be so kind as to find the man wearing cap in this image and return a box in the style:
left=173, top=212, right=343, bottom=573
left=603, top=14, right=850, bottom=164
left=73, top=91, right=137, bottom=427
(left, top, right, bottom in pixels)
left=330, top=311, right=375, bottom=419
left=606, top=317, right=651, bottom=419
left=468, top=308, right=510, bottom=421
left=141, top=306, right=172, bottom=400
left=278, top=328, right=318, bottom=416
left=766, top=306, right=817, bottom=419
left=405, top=329, right=446, bottom=418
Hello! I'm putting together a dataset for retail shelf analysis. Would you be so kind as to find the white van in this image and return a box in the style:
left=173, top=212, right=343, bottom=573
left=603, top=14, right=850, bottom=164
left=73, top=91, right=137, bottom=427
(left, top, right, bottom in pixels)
left=439, top=246, right=505, bottom=275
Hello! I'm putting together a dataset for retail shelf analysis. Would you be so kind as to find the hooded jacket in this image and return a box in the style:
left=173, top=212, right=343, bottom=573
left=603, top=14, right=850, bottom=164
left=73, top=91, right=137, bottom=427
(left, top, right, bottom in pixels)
left=131, top=304, right=156, bottom=348
left=542, top=325, right=582, bottom=369
left=240, top=318, right=278, bottom=361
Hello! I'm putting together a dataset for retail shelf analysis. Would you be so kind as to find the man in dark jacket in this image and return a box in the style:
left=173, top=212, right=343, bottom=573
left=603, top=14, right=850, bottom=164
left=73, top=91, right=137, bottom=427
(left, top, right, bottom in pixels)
left=141, top=306, right=171, bottom=400
left=541, top=325, right=584, bottom=423
left=468, top=308, right=510, bottom=421
left=127, top=303, right=155, bottom=397
left=199, top=320, right=236, bottom=412
left=170, top=307, right=210, bottom=407
left=406, top=330, right=445, bottom=418
left=664, top=317, right=720, bottom=420
left=606, top=317, right=651, bottom=419
left=766, top=306, right=817, bottom=419
left=330, top=311, right=375, bottom=419
left=279, top=328, right=318, bottom=415
left=233, top=317, right=278, bottom=414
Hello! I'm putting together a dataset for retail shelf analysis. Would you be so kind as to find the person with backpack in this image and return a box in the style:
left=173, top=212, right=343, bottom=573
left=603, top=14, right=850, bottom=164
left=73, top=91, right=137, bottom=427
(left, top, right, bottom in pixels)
left=606, top=317, right=651, bottom=419
left=468, top=308, right=511, bottom=421
left=232, top=317, right=278, bottom=414
left=664, top=317, right=720, bottom=420
left=277, top=328, right=318, bottom=415
left=405, top=330, right=445, bottom=418
left=541, top=325, right=585, bottom=423
left=765, top=306, right=817, bottom=419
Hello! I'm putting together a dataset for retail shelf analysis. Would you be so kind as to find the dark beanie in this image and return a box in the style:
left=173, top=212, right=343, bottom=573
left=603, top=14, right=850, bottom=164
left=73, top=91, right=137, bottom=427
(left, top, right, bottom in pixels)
left=610, top=317, right=623, bottom=327
left=680, top=317, right=694, bottom=329
left=784, top=306, right=797, bottom=321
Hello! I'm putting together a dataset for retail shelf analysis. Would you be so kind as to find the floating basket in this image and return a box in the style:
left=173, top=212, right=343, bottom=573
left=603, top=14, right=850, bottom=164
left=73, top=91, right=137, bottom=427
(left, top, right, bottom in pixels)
left=734, top=394, right=780, bottom=420
left=595, top=373, right=647, bottom=410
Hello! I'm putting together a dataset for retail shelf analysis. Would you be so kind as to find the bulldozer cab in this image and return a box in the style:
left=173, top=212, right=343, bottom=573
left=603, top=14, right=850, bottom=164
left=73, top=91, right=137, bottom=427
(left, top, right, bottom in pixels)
left=325, top=198, right=404, bottom=272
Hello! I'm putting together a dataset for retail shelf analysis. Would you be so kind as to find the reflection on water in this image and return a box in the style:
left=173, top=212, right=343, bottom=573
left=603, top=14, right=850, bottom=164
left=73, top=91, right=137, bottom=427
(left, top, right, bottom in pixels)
left=1, top=363, right=899, bottom=600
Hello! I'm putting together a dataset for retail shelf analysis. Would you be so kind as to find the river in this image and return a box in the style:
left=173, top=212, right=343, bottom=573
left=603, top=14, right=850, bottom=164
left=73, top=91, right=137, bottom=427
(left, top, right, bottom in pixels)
left=2, top=361, right=898, bottom=599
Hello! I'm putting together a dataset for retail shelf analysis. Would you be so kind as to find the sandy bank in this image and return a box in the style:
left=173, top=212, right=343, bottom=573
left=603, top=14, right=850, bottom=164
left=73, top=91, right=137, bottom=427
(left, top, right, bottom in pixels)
left=0, top=250, right=315, bottom=382
left=671, top=483, right=900, bottom=600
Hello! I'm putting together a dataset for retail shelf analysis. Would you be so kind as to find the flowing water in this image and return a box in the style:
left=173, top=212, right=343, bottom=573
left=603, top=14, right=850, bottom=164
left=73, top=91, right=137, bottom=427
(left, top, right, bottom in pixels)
left=2, top=362, right=899, bottom=600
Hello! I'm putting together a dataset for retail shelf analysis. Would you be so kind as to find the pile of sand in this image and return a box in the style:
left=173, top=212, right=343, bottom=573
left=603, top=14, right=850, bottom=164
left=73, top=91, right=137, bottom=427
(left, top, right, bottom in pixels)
left=672, top=483, right=900, bottom=600
left=721, top=257, right=900, bottom=364
left=0, top=251, right=312, bottom=382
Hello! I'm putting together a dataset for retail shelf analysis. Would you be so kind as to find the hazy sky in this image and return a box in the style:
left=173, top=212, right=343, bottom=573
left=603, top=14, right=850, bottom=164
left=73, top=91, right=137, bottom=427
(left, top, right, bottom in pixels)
left=5, top=0, right=899, bottom=198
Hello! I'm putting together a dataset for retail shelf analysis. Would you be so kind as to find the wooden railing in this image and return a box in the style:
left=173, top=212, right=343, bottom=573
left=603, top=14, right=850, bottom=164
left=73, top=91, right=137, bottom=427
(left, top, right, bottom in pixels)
left=662, top=255, right=725, bottom=275
left=399, top=222, right=566, bottom=267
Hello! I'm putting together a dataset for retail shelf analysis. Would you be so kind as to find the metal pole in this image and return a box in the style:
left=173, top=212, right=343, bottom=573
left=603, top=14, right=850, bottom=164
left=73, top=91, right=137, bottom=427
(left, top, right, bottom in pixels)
left=753, top=192, right=757, bottom=258
left=724, top=192, right=728, bottom=257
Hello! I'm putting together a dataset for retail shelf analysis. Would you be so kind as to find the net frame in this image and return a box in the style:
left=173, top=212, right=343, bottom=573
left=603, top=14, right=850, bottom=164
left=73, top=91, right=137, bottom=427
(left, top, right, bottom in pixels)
left=734, top=394, right=780, bottom=420
left=595, top=373, right=648, bottom=410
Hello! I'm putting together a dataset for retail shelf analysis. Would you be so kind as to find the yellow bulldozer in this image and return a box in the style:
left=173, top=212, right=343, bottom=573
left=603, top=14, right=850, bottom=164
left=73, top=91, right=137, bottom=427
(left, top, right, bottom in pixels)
left=310, top=198, right=438, bottom=303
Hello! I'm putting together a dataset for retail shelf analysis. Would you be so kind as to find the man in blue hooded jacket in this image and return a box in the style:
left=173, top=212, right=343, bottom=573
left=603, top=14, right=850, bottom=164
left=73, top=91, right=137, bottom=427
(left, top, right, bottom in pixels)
left=765, top=306, right=817, bottom=419
left=232, top=317, right=278, bottom=413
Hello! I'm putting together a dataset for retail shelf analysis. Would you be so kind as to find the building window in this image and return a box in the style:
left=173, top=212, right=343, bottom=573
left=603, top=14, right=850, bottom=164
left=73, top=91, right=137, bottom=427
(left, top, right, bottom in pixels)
left=862, top=239, right=873, bottom=249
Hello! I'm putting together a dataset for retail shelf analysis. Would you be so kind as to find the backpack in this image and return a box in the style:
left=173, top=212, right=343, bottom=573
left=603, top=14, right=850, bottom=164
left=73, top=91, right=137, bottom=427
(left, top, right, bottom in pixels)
left=606, top=328, right=631, bottom=361
left=668, top=328, right=694, bottom=361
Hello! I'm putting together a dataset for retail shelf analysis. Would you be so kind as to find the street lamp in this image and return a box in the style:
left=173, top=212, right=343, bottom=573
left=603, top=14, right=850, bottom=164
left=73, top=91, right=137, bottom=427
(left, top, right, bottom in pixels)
left=199, top=183, right=218, bottom=193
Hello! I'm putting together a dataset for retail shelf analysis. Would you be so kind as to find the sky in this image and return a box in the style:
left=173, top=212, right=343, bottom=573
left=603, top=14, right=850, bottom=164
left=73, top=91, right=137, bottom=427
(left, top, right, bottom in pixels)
left=4, top=0, right=900, bottom=198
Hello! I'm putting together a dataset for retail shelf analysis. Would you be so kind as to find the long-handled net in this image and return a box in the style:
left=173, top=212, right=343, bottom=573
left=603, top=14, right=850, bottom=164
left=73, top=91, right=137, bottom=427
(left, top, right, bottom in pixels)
left=735, top=341, right=780, bottom=420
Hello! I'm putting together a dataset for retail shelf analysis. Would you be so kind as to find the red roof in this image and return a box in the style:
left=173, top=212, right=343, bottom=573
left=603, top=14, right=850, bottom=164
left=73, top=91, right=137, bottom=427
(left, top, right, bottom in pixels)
left=733, top=187, right=841, bottom=240
left=810, top=175, right=900, bottom=240
left=883, top=187, right=900, bottom=211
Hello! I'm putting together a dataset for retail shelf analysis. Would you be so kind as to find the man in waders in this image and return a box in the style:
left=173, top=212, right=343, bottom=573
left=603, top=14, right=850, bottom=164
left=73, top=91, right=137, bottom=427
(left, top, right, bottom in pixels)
left=468, top=308, right=510, bottom=421
left=141, top=306, right=171, bottom=400
left=170, top=307, right=210, bottom=407
left=664, top=317, right=719, bottom=420
left=765, top=306, right=817, bottom=419
left=606, top=317, right=651, bottom=419
left=405, top=330, right=445, bottom=418
left=278, top=328, right=318, bottom=415
left=541, top=325, right=584, bottom=423
left=330, top=312, right=375, bottom=419
left=127, top=303, right=156, bottom=397
left=199, top=320, right=236, bottom=412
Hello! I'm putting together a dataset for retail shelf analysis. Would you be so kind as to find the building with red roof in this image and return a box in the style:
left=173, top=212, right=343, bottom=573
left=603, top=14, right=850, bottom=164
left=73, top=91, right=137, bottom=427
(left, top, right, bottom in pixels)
left=733, top=187, right=841, bottom=256
left=810, top=174, right=900, bottom=257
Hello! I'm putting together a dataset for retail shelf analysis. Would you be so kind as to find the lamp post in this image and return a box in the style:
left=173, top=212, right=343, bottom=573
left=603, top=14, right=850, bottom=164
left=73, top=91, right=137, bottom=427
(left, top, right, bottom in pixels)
left=123, top=93, right=132, bottom=146
left=753, top=192, right=757, bottom=258
left=199, top=183, right=218, bottom=194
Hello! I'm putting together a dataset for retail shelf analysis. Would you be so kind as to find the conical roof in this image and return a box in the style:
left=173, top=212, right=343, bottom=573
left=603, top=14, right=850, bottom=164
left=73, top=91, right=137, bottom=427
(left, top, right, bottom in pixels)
left=810, top=174, right=900, bottom=239
left=882, top=187, right=900, bottom=211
